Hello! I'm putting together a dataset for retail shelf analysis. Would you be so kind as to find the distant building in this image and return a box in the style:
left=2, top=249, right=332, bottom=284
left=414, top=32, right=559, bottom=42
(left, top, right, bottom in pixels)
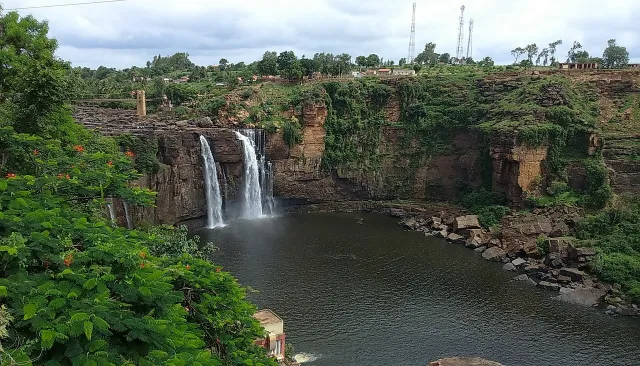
left=558, top=62, right=599, bottom=70
left=254, top=309, right=286, bottom=362
left=392, top=68, right=416, bottom=76
left=364, top=69, right=377, bottom=76
left=174, top=76, right=190, bottom=83
left=377, top=68, right=392, bottom=75
left=351, top=71, right=363, bottom=78
left=163, top=77, right=171, bottom=83
left=252, top=75, right=258, bottom=82
left=627, top=64, right=640, bottom=69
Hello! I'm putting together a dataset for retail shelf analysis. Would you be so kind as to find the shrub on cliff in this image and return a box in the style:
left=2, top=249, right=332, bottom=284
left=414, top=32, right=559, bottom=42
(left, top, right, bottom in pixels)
left=576, top=201, right=640, bottom=302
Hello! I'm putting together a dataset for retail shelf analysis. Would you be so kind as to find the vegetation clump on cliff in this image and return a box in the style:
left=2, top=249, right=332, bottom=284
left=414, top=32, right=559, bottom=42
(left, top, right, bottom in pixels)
left=0, top=9, right=276, bottom=365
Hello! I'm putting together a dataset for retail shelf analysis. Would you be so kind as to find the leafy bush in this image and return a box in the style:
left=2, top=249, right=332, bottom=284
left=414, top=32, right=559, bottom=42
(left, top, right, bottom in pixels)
left=536, top=235, right=549, bottom=255
left=576, top=202, right=640, bottom=302
left=282, top=117, right=303, bottom=147
left=0, top=129, right=276, bottom=365
left=201, top=97, right=227, bottom=117
left=459, top=188, right=510, bottom=227
left=114, top=134, right=160, bottom=174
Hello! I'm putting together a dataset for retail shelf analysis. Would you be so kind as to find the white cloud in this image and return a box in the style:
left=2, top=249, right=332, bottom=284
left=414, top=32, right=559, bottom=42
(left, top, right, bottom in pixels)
left=2, top=0, right=639, bottom=68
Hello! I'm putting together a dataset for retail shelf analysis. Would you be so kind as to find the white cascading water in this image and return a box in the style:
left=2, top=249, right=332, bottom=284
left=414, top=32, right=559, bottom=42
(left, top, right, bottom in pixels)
left=106, top=200, right=116, bottom=223
left=235, top=131, right=264, bottom=219
left=123, top=201, right=134, bottom=229
left=199, top=135, right=225, bottom=228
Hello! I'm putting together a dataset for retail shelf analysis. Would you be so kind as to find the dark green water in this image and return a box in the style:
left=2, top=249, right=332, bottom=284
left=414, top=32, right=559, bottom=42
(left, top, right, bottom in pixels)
left=195, top=212, right=640, bottom=366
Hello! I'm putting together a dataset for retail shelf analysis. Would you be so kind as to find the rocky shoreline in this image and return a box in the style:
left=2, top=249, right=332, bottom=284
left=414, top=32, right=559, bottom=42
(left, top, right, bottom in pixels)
left=395, top=207, right=639, bottom=317
left=283, top=200, right=639, bottom=317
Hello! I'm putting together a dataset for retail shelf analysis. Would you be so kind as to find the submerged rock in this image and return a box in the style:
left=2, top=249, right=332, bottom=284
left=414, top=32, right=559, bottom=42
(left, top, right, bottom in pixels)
left=537, top=281, right=561, bottom=291
left=555, top=286, right=606, bottom=307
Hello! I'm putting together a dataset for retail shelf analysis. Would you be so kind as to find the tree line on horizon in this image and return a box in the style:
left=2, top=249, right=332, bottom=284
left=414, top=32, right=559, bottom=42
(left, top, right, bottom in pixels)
left=510, top=39, right=630, bottom=68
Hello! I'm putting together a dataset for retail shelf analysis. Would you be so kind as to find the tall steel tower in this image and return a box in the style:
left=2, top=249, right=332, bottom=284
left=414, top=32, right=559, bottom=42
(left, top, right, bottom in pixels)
left=466, top=18, right=474, bottom=60
left=455, top=5, right=465, bottom=63
left=408, top=3, right=416, bottom=64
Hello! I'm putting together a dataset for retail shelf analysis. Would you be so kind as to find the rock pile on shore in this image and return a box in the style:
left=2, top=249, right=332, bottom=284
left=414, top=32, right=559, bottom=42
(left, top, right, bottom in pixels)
left=395, top=208, right=639, bottom=316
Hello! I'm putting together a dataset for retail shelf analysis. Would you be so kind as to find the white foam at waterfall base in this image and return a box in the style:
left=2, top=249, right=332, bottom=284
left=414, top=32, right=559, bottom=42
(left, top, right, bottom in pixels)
left=293, top=353, right=321, bottom=363
left=199, top=136, right=225, bottom=228
left=235, top=131, right=264, bottom=219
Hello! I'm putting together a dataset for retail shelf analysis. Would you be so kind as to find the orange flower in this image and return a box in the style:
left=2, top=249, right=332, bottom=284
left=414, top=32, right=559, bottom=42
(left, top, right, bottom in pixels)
left=64, top=254, right=73, bottom=267
left=33, top=149, right=39, bottom=155
left=5, top=173, right=16, bottom=179
left=57, top=173, right=64, bottom=179
left=139, top=251, right=147, bottom=259
left=73, top=145, right=84, bottom=152
left=139, top=262, right=145, bottom=268
left=215, top=267, right=221, bottom=273
left=66, top=174, right=70, bottom=180
left=125, top=151, right=135, bottom=158
left=186, top=264, right=191, bottom=270
left=107, top=161, right=113, bottom=167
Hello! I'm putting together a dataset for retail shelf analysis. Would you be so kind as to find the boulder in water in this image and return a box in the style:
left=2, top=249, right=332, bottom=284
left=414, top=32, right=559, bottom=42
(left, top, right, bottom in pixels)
left=453, top=215, right=481, bottom=231
left=196, top=117, right=214, bottom=128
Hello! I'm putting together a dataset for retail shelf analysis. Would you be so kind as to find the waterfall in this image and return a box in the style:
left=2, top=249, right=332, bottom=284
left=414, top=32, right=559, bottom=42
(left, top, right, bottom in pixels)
left=236, top=129, right=277, bottom=217
left=123, top=201, right=134, bottom=229
left=199, top=135, right=225, bottom=228
left=235, top=131, right=264, bottom=219
left=221, top=167, right=229, bottom=210
left=106, top=200, right=116, bottom=223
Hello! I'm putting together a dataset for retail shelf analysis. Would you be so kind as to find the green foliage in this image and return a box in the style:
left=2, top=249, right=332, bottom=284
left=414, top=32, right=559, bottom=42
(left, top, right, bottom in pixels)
left=147, top=225, right=216, bottom=259
left=282, top=117, right=303, bottom=147
left=0, top=11, right=75, bottom=137
left=459, top=188, right=510, bottom=227
left=321, top=80, right=390, bottom=170
left=536, top=235, right=549, bottom=255
left=0, top=12, right=277, bottom=364
left=0, top=128, right=276, bottom=366
left=575, top=201, right=640, bottom=302
left=164, top=83, right=198, bottom=106
left=201, top=97, right=227, bottom=117
left=114, top=134, right=160, bottom=174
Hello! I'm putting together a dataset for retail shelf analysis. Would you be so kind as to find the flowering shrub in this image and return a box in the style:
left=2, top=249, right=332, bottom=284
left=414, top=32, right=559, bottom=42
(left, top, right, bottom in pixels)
left=0, top=128, right=275, bottom=365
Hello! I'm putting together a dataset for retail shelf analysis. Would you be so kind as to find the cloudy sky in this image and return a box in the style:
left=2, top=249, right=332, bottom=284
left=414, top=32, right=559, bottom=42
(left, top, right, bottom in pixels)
left=2, top=0, right=639, bottom=69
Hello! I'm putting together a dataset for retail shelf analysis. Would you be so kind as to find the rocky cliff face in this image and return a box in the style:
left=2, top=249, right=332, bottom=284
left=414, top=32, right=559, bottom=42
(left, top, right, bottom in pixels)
left=73, top=70, right=640, bottom=225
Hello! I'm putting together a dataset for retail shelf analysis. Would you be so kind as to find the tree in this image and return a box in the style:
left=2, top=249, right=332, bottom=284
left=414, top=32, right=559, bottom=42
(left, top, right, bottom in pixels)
left=510, top=47, right=526, bottom=63
left=537, top=48, right=550, bottom=66
left=415, top=42, right=437, bottom=65
left=218, top=58, right=229, bottom=71
left=300, top=56, right=317, bottom=77
left=464, top=57, right=476, bottom=65
left=566, top=41, right=583, bottom=63
left=257, top=50, right=278, bottom=76
left=333, top=53, right=352, bottom=76
left=355, top=55, right=367, bottom=68
left=525, top=43, right=539, bottom=63
left=602, top=39, right=629, bottom=68
left=548, top=39, right=562, bottom=65
left=478, top=56, right=494, bottom=67
left=438, top=53, right=451, bottom=64
left=0, top=10, right=74, bottom=137
left=189, top=65, right=207, bottom=81
left=399, top=58, right=407, bottom=66
left=366, top=54, right=380, bottom=68
left=519, top=59, right=533, bottom=68
left=277, top=51, right=302, bottom=80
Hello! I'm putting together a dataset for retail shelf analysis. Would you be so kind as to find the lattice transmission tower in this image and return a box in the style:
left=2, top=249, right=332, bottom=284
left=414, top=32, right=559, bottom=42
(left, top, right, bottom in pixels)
left=466, top=18, right=474, bottom=60
left=455, top=5, right=465, bottom=63
left=408, top=3, right=416, bottom=64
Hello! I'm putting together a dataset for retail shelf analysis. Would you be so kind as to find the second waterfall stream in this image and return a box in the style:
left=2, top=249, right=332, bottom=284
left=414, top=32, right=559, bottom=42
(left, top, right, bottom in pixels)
left=235, top=129, right=276, bottom=219
left=199, top=135, right=225, bottom=228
